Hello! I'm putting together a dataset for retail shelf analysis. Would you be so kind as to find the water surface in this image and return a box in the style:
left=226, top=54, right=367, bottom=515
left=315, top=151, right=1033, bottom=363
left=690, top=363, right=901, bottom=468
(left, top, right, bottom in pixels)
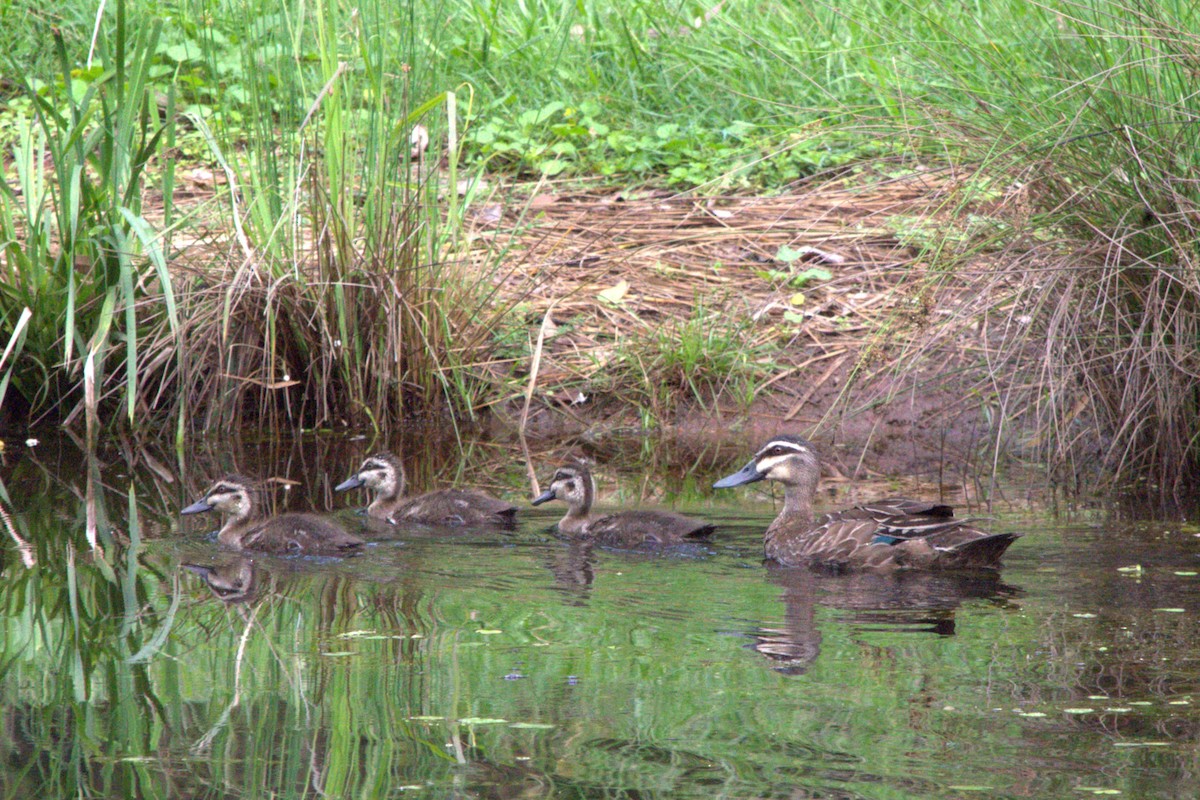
left=1, top=434, right=1198, bottom=799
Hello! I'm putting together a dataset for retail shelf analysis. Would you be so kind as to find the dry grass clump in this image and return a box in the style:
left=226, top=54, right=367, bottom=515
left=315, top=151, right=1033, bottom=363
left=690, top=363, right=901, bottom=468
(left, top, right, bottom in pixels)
left=169, top=200, right=517, bottom=434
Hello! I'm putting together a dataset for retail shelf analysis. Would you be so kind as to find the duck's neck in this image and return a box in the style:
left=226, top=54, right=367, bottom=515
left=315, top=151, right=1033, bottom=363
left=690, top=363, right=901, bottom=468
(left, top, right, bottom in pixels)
left=368, top=468, right=408, bottom=518
left=765, top=477, right=819, bottom=557
left=218, top=505, right=257, bottom=548
left=218, top=494, right=262, bottom=551
left=218, top=522, right=246, bottom=548
left=779, top=481, right=816, bottom=525
left=558, top=506, right=595, bottom=536
left=558, top=474, right=596, bottom=536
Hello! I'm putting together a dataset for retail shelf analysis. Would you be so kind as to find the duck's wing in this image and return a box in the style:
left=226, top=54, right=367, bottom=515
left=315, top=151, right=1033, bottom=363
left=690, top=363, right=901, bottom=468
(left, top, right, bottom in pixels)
left=776, top=511, right=1020, bottom=570
left=441, top=489, right=520, bottom=524
left=769, top=516, right=896, bottom=569
left=242, top=515, right=364, bottom=555
left=390, top=490, right=517, bottom=527
left=830, top=500, right=966, bottom=542
left=862, top=514, right=1023, bottom=570
left=589, top=510, right=714, bottom=548
left=857, top=498, right=956, bottom=519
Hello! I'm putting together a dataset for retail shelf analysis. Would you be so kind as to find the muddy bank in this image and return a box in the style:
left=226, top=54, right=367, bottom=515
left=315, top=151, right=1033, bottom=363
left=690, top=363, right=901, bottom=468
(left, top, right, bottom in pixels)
left=476, top=172, right=1052, bottom=481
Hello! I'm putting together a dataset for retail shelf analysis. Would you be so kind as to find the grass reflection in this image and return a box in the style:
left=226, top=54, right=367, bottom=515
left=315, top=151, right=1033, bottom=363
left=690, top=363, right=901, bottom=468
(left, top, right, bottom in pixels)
left=3, top=436, right=1200, bottom=798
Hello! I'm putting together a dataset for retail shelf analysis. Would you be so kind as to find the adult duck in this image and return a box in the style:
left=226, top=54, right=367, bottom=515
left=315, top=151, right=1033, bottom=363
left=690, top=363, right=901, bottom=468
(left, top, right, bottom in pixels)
left=713, top=435, right=1019, bottom=570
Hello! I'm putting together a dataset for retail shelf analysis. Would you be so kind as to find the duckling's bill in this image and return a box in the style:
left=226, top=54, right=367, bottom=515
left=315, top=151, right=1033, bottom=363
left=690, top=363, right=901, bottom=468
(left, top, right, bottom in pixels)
left=530, top=488, right=556, bottom=506
left=334, top=475, right=366, bottom=492
left=181, top=498, right=215, bottom=515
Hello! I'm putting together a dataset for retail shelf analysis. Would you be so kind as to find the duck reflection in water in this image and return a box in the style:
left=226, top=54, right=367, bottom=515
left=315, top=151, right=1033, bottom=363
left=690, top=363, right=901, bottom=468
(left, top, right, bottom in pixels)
left=747, top=564, right=1021, bottom=675
left=544, top=540, right=597, bottom=606
left=183, top=557, right=263, bottom=604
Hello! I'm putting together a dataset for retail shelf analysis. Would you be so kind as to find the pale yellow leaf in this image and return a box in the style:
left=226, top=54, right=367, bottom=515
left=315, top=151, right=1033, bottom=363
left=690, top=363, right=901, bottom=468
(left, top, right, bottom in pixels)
left=598, top=279, right=630, bottom=305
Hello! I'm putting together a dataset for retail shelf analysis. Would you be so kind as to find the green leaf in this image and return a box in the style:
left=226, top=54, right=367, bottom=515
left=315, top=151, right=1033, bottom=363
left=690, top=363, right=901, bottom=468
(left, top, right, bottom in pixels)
left=163, top=42, right=203, bottom=63
left=789, top=267, right=832, bottom=288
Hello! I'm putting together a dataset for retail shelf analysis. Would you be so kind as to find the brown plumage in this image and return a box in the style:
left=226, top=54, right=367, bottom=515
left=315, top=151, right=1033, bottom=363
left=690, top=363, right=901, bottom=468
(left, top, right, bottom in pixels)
left=713, top=435, right=1020, bottom=571
left=335, top=452, right=517, bottom=527
left=182, top=475, right=364, bottom=556
left=531, top=461, right=714, bottom=548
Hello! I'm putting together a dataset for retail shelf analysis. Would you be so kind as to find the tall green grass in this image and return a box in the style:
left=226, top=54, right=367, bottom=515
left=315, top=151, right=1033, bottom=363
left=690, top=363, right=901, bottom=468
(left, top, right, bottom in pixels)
left=1, top=0, right=527, bottom=436
left=829, top=0, right=1200, bottom=491
left=4, top=0, right=1200, bottom=488
left=0, top=5, right=179, bottom=438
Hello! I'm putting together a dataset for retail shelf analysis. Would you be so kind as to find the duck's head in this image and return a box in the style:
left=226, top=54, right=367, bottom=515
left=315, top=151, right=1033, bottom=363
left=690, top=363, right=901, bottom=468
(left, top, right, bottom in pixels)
left=182, top=475, right=257, bottom=519
left=531, top=461, right=594, bottom=509
left=713, top=436, right=820, bottom=489
left=335, top=452, right=404, bottom=495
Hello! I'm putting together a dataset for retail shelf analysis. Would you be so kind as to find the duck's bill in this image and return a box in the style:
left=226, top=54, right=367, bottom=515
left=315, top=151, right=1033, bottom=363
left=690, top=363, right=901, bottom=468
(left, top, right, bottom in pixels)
left=180, top=498, right=214, bottom=515
left=712, top=459, right=766, bottom=489
left=530, top=488, right=557, bottom=506
left=334, top=475, right=365, bottom=492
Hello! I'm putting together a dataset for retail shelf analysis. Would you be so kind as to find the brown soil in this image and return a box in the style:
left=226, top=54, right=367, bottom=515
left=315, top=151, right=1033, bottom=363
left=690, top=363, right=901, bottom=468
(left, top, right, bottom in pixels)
left=468, top=169, right=1035, bottom=481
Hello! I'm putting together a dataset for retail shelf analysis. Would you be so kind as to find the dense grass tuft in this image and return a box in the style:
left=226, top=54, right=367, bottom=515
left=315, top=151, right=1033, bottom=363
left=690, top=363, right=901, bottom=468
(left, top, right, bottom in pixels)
left=850, top=0, right=1200, bottom=491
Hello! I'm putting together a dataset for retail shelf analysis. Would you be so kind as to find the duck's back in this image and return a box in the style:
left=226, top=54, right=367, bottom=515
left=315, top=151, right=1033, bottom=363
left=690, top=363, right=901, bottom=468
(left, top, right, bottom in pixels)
left=390, top=489, right=517, bottom=527
left=767, top=498, right=1019, bottom=571
left=587, top=510, right=714, bottom=549
left=239, top=513, right=365, bottom=556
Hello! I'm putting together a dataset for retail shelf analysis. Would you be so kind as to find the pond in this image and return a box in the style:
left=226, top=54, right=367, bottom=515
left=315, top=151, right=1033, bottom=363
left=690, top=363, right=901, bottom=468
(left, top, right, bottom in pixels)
left=1, top=432, right=1199, bottom=799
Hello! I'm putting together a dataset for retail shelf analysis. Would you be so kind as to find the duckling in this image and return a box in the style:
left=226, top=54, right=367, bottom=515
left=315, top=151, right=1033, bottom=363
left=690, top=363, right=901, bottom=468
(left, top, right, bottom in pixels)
left=531, top=460, right=714, bottom=548
left=713, top=435, right=1020, bottom=571
left=182, top=475, right=364, bottom=556
left=335, top=452, right=518, bottom=527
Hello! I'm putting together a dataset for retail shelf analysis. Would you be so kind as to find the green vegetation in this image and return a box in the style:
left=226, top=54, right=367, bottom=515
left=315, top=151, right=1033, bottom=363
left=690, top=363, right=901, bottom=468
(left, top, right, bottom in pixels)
left=604, top=303, right=777, bottom=420
left=2, top=0, right=1199, bottom=487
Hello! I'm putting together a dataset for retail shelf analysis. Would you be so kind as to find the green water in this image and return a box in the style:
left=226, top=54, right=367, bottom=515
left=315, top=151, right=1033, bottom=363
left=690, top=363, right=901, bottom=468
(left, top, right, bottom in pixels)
left=2, top=436, right=1200, bottom=799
